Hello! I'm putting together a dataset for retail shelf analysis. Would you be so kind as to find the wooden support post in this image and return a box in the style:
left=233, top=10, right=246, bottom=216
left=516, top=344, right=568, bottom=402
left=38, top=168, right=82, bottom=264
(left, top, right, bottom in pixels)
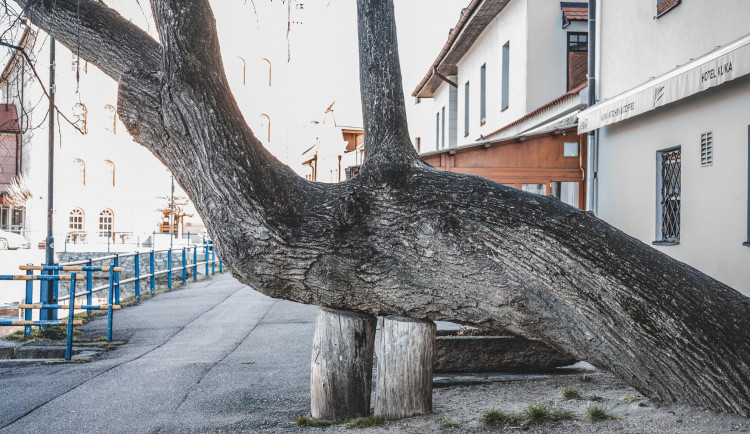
left=374, top=316, right=435, bottom=420
left=310, top=308, right=376, bottom=420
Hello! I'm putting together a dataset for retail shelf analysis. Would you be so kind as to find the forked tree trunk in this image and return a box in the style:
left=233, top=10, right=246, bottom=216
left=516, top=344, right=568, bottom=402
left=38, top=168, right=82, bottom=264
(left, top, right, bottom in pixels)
left=15, top=0, right=750, bottom=417
left=310, top=308, right=376, bottom=420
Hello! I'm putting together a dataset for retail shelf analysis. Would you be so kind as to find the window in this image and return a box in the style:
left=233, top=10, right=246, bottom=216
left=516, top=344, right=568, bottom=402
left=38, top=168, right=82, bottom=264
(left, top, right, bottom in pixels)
left=73, top=158, right=86, bottom=186
left=480, top=64, right=487, bottom=125
left=72, top=103, right=88, bottom=134
left=567, top=32, right=588, bottom=90
left=104, top=160, right=115, bottom=186
left=98, top=209, right=114, bottom=237
left=502, top=41, right=510, bottom=111
left=655, top=147, right=681, bottom=244
left=464, top=81, right=470, bottom=137
left=104, top=104, right=117, bottom=134
left=656, top=0, right=681, bottom=17
left=700, top=132, right=713, bottom=166
left=441, top=106, right=446, bottom=148
left=435, top=112, right=440, bottom=150
left=69, top=208, right=84, bottom=230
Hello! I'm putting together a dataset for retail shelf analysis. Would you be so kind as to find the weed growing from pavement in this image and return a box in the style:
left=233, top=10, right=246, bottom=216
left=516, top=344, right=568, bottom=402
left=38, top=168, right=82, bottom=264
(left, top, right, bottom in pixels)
left=622, top=395, right=636, bottom=403
left=578, top=373, right=592, bottom=382
left=479, top=403, right=574, bottom=427
left=562, top=387, right=582, bottom=400
left=437, top=416, right=459, bottom=428
left=293, top=416, right=337, bottom=427
left=345, top=416, right=386, bottom=429
left=479, top=409, right=515, bottom=426
left=586, top=405, right=619, bottom=422
left=3, top=325, right=82, bottom=342
left=587, top=394, right=603, bottom=401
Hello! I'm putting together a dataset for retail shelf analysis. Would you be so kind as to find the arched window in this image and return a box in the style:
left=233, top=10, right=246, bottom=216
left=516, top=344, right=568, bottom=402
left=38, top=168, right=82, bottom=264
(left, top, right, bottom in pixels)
left=261, top=58, right=272, bottom=87
left=260, top=113, right=270, bottom=143
left=98, top=209, right=114, bottom=237
left=104, top=104, right=117, bottom=134
left=72, top=103, right=88, bottom=134
left=69, top=208, right=84, bottom=230
left=73, top=158, right=86, bottom=186
left=104, top=160, right=115, bottom=186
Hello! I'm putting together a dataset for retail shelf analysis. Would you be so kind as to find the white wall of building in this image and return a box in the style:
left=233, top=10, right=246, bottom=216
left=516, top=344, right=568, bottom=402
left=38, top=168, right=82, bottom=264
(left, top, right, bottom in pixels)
left=597, top=0, right=750, bottom=100
left=456, top=0, right=529, bottom=146
left=595, top=0, right=750, bottom=294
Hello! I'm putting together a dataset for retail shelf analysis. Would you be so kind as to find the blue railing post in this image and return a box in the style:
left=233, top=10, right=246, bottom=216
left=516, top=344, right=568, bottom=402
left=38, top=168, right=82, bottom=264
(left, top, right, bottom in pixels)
left=181, top=247, right=187, bottom=284
left=204, top=242, right=209, bottom=277
left=113, top=253, right=120, bottom=304
left=134, top=252, right=141, bottom=300
left=52, top=266, right=59, bottom=321
left=211, top=242, right=216, bottom=275
left=167, top=248, right=173, bottom=289
left=149, top=249, right=155, bottom=294
left=24, top=268, right=33, bottom=337
left=193, top=246, right=198, bottom=281
left=65, top=273, right=76, bottom=361
left=107, top=230, right=111, bottom=253
left=86, top=257, right=93, bottom=315
left=107, top=268, right=114, bottom=342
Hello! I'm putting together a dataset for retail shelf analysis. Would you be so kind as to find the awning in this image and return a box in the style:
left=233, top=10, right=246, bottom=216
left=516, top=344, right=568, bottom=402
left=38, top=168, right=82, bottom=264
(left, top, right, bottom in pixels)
left=578, top=32, right=750, bottom=134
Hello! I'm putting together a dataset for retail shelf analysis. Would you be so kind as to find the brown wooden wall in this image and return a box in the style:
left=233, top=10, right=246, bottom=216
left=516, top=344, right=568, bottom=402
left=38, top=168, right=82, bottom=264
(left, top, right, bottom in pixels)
left=421, top=130, right=587, bottom=209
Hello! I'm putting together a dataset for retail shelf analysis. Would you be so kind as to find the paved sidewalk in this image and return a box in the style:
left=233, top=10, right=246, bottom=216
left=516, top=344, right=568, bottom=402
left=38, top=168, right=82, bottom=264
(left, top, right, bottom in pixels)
left=0, top=274, right=318, bottom=433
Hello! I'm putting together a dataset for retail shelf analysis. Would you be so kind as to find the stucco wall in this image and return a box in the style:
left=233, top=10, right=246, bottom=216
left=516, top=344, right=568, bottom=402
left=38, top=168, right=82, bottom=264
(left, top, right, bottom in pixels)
left=597, top=0, right=750, bottom=100
left=597, top=76, right=750, bottom=294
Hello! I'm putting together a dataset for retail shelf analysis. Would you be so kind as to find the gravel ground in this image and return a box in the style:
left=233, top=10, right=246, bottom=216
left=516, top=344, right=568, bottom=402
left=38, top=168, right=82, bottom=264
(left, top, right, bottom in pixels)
left=315, top=370, right=750, bottom=433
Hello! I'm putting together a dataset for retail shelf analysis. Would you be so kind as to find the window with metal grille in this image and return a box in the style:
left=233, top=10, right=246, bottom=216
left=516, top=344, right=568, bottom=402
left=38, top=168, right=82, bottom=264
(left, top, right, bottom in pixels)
left=701, top=132, right=713, bottom=166
left=656, top=148, right=681, bottom=243
left=69, top=208, right=84, bottom=230
left=98, top=209, right=114, bottom=237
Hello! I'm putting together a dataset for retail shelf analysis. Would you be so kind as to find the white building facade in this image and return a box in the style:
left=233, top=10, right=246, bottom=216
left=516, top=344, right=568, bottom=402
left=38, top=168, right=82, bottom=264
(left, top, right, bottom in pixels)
left=579, top=0, right=750, bottom=294
left=410, top=0, right=589, bottom=152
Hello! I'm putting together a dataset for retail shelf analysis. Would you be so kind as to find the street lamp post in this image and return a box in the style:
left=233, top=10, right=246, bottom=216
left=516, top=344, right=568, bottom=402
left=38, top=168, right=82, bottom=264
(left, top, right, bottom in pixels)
left=170, top=175, right=174, bottom=248
left=43, top=37, right=56, bottom=321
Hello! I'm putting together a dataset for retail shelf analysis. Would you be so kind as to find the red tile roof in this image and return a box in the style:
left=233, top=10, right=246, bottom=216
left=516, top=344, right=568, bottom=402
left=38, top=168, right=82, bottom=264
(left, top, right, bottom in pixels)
left=657, top=0, right=680, bottom=16
left=562, top=6, right=588, bottom=21
left=0, top=104, right=20, bottom=133
left=484, top=83, right=587, bottom=140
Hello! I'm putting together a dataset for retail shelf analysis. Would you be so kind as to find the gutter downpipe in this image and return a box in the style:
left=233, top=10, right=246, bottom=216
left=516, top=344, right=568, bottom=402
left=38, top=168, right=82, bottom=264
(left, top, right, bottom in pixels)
left=586, top=0, right=598, bottom=214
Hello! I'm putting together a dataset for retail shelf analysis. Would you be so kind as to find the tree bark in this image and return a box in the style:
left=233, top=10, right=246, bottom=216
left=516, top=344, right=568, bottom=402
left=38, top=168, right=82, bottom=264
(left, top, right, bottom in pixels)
left=13, top=0, right=750, bottom=417
left=375, top=316, right=435, bottom=419
left=310, top=308, right=376, bottom=420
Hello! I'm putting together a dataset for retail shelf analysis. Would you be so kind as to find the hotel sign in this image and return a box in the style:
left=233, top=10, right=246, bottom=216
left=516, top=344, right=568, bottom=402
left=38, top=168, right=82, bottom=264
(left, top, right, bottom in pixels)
left=578, top=36, right=750, bottom=134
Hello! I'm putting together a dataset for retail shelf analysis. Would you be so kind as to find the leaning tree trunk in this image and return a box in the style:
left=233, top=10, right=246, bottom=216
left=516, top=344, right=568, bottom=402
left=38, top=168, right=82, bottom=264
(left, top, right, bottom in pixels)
left=16, top=0, right=750, bottom=417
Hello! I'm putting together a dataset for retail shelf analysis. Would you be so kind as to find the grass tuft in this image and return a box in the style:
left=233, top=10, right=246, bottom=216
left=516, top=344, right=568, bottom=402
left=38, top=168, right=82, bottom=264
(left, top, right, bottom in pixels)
left=3, top=325, right=82, bottom=342
left=293, top=415, right=335, bottom=428
left=478, top=409, right=516, bottom=426
left=622, top=395, right=636, bottom=403
left=578, top=373, right=592, bottom=383
left=587, top=394, right=603, bottom=402
left=562, top=387, right=582, bottom=400
left=437, top=416, right=459, bottom=428
left=521, top=402, right=574, bottom=425
left=345, top=415, right=385, bottom=429
left=586, top=405, right=618, bottom=422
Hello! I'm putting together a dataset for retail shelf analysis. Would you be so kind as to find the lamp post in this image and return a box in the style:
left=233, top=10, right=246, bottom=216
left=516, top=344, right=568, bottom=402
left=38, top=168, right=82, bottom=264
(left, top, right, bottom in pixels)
left=42, top=37, right=56, bottom=321
left=170, top=174, right=174, bottom=248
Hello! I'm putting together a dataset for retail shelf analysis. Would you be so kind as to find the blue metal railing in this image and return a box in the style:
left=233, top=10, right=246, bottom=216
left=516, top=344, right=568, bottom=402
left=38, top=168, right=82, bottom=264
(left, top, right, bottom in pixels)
left=1, top=241, right=222, bottom=361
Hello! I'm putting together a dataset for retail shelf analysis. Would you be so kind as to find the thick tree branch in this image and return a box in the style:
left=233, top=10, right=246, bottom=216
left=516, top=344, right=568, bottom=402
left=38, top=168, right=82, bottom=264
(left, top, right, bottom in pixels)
left=14, top=0, right=160, bottom=80
left=357, top=0, right=421, bottom=171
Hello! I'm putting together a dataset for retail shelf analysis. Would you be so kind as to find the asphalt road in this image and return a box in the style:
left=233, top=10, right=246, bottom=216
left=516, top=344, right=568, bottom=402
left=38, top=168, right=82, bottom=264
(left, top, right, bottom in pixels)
left=0, top=273, right=318, bottom=433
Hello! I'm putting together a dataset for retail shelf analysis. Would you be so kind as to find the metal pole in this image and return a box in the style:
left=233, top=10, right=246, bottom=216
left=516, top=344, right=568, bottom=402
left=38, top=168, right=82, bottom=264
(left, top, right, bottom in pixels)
left=42, top=37, right=56, bottom=321
left=65, top=273, right=76, bottom=361
left=181, top=247, right=186, bottom=283
left=586, top=0, right=598, bottom=214
left=167, top=248, right=172, bottom=289
left=107, top=268, right=114, bottom=342
left=149, top=249, right=155, bottom=294
left=24, top=268, right=33, bottom=337
left=193, top=246, right=198, bottom=281
left=86, top=257, right=93, bottom=315
left=134, top=252, right=141, bottom=300
left=114, top=253, right=120, bottom=304
left=170, top=175, right=175, bottom=248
